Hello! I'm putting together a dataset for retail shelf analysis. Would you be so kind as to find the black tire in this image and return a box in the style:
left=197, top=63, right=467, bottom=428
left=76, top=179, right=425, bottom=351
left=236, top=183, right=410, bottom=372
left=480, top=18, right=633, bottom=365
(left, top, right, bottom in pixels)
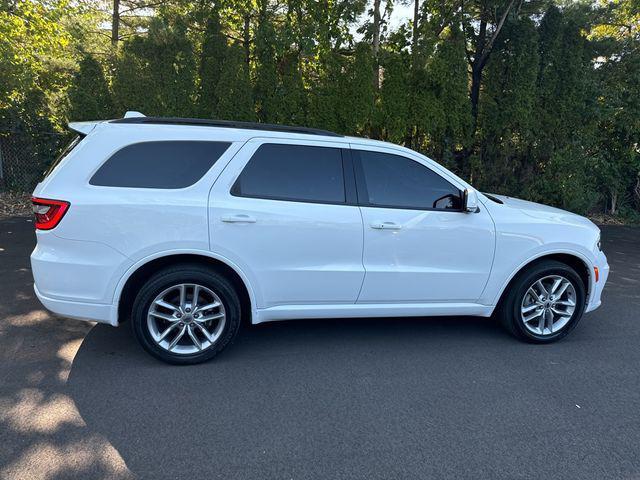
left=131, top=264, right=241, bottom=365
left=498, top=260, right=586, bottom=343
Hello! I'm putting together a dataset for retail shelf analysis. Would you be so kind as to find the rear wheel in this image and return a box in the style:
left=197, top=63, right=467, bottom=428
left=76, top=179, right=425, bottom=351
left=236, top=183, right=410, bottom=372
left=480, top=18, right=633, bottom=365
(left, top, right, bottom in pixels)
left=498, top=260, right=586, bottom=343
left=131, top=265, right=241, bottom=364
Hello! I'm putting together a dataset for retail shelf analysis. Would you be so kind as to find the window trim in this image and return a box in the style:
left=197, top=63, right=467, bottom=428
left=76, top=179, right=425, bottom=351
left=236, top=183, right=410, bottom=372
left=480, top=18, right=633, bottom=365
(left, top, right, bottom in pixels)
left=230, top=143, right=357, bottom=207
left=351, top=149, right=465, bottom=213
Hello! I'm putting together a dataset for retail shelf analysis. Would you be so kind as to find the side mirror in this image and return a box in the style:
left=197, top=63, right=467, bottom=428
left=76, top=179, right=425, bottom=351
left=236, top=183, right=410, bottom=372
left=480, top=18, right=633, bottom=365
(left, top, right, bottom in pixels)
left=463, top=188, right=479, bottom=213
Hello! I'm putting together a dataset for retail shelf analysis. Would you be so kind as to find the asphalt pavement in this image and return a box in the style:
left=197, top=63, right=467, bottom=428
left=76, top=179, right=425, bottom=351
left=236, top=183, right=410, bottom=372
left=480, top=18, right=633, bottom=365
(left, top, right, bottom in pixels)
left=1, top=216, right=639, bottom=479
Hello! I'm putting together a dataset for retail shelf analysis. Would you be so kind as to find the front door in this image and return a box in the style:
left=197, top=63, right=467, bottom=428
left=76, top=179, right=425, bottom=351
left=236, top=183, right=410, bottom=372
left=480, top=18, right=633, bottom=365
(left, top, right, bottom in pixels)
left=352, top=146, right=495, bottom=304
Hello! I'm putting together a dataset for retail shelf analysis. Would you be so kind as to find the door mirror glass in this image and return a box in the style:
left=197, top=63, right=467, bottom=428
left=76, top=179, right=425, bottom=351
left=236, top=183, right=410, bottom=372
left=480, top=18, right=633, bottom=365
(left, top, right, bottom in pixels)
left=463, top=188, right=479, bottom=213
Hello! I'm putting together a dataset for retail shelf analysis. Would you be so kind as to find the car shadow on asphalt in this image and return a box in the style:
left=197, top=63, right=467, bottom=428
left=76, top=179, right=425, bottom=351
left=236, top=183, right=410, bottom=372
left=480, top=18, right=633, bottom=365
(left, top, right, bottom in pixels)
left=65, top=315, right=524, bottom=479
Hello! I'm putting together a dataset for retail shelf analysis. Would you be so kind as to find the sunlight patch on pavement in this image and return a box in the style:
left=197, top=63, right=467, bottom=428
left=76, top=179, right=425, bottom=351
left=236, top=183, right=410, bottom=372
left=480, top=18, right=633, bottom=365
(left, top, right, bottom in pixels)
left=57, top=337, right=85, bottom=382
left=0, top=389, right=85, bottom=433
left=0, top=435, right=134, bottom=480
left=5, top=309, right=49, bottom=327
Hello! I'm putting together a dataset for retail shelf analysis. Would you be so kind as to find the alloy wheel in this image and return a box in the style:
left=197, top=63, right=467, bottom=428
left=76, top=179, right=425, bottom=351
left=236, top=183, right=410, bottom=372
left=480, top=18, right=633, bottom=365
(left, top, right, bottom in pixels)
left=520, top=275, right=577, bottom=336
left=147, top=283, right=226, bottom=355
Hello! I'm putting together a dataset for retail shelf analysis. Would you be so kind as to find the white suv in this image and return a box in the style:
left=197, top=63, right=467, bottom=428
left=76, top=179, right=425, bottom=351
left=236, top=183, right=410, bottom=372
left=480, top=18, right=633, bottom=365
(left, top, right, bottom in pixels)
left=31, top=113, right=609, bottom=364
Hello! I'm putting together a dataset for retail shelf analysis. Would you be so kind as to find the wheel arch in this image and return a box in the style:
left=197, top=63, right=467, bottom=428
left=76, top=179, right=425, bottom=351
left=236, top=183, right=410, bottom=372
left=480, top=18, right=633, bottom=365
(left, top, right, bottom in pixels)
left=492, top=251, right=592, bottom=312
left=115, top=251, right=255, bottom=326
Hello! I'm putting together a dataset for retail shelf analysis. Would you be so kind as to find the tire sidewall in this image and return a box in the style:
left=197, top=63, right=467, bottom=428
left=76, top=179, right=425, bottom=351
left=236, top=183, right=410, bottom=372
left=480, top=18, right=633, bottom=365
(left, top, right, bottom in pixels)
left=508, top=263, right=586, bottom=343
left=131, top=267, right=241, bottom=365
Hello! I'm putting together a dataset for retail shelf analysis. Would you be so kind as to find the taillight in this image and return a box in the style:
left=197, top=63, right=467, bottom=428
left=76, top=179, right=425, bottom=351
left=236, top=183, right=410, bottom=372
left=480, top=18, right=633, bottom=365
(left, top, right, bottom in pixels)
left=31, top=197, right=70, bottom=230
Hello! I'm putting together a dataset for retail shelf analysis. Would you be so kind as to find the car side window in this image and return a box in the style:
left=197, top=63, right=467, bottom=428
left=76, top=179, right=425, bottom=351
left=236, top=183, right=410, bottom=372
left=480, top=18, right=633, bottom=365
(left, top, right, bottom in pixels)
left=353, top=150, right=462, bottom=211
left=90, top=141, right=231, bottom=189
left=231, top=143, right=346, bottom=204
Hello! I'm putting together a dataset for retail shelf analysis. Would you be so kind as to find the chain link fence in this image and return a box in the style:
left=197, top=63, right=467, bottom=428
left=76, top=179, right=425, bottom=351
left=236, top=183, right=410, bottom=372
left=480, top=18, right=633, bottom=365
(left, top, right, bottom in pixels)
left=0, top=131, right=71, bottom=193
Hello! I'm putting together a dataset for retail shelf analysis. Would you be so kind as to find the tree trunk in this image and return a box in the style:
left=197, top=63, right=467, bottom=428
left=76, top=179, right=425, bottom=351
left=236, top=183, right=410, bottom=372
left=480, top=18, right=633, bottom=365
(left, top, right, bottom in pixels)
left=412, top=0, right=419, bottom=57
left=243, top=14, right=251, bottom=65
left=469, top=62, right=483, bottom=127
left=469, top=17, right=486, bottom=133
left=468, top=0, right=516, bottom=138
left=611, top=191, right=618, bottom=215
left=372, top=0, right=381, bottom=91
left=111, top=0, right=120, bottom=46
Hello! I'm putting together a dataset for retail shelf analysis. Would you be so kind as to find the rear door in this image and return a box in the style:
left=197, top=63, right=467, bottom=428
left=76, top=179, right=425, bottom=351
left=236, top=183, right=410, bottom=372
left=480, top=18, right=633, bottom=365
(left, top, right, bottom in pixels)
left=352, top=145, right=495, bottom=303
left=208, top=138, right=365, bottom=308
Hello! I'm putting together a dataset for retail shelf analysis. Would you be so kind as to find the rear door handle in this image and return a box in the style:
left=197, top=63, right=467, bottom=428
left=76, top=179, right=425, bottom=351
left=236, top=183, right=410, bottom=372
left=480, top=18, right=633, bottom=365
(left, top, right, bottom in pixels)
left=370, top=221, right=402, bottom=230
left=221, top=214, right=256, bottom=224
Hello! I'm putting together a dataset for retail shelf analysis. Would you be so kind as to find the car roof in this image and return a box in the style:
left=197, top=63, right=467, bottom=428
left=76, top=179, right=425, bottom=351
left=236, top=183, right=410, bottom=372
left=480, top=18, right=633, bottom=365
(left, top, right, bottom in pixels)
left=72, top=112, right=412, bottom=149
left=72, top=113, right=397, bottom=146
left=110, top=116, right=345, bottom=138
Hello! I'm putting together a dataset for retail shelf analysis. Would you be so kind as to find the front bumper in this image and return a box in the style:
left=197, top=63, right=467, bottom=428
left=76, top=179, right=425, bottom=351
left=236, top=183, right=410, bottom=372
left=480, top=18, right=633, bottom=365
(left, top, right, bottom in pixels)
left=585, top=249, right=609, bottom=313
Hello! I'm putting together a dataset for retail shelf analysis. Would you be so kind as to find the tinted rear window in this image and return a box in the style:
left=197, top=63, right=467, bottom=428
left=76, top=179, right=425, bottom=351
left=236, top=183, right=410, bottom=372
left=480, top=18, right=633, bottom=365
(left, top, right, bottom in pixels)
left=231, top=143, right=345, bottom=204
left=43, top=135, right=82, bottom=180
left=90, top=141, right=231, bottom=188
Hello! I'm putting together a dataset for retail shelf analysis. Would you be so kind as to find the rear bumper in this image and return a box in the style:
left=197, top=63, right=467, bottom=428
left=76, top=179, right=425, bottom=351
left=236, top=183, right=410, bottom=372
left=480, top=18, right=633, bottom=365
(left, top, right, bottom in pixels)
left=585, top=250, right=609, bottom=313
left=30, top=231, right=126, bottom=326
left=34, top=284, right=117, bottom=326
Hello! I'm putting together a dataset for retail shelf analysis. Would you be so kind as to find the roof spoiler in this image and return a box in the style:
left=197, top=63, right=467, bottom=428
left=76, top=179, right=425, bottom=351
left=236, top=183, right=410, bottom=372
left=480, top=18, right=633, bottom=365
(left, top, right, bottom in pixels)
left=68, top=121, right=101, bottom=136
left=68, top=111, right=146, bottom=135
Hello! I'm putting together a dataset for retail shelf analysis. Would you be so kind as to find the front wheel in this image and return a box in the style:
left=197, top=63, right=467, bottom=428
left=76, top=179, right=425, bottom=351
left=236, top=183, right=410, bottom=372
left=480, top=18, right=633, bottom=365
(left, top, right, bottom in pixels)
left=131, top=265, right=241, bottom=364
left=498, top=260, right=586, bottom=343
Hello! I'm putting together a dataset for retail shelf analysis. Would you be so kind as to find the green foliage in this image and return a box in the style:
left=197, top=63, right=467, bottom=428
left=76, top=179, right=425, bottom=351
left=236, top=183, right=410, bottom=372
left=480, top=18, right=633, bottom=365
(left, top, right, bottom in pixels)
left=3, top=0, right=640, bottom=220
left=198, top=9, right=227, bottom=118
left=253, top=2, right=280, bottom=123
left=378, top=52, right=410, bottom=143
left=215, top=44, right=255, bottom=122
left=67, top=55, right=115, bottom=121
left=526, top=146, right=599, bottom=214
left=478, top=17, right=540, bottom=192
left=340, top=43, right=375, bottom=134
left=424, top=27, right=472, bottom=169
left=276, top=51, right=307, bottom=125
left=112, top=17, right=197, bottom=117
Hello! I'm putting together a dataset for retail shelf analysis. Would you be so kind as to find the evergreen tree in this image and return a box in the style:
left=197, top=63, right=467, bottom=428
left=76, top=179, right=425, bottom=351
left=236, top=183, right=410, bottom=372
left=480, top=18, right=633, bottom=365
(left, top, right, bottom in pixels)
left=339, top=43, right=375, bottom=135
left=424, top=26, right=472, bottom=170
left=528, top=6, right=599, bottom=213
left=307, top=52, right=342, bottom=133
left=113, top=17, right=197, bottom=117
left=253, top=1, right=279, bottom=123
left=112, top=35, right=157, bottom=115
left=479, top=17, right=539, bottom=193
left=68, top=54, right=115, bottom=121
left=215, top=44, right=255, bottom=121
left=276, top=51, right=307, bottom=125
left=198, top=8, right=228, bottom=118
left=378, top=51, right=410, bottom=144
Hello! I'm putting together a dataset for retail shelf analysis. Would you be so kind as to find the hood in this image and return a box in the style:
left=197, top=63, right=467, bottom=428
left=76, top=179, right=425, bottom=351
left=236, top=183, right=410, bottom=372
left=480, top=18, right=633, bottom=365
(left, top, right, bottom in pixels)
left=487, top=194, right=597, bottom=229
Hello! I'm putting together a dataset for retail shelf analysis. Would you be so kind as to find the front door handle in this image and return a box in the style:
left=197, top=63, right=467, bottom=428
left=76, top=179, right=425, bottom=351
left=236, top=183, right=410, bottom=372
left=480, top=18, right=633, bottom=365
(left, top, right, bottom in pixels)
left=370, top=221, right=402, bottom=230
left=221, top=214, right=256, bottom=224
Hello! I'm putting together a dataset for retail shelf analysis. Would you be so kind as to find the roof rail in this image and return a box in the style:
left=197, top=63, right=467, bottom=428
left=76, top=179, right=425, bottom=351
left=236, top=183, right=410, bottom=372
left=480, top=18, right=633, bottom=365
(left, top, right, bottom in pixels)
left=110, top=116, right=343, bottom=137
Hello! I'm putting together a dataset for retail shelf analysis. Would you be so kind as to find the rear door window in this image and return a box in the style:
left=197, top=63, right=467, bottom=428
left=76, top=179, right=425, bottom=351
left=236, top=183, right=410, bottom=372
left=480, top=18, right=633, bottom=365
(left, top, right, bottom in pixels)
left=231, top=143, right=346, bottom=204
left=90, top=141, right=231, bottom=189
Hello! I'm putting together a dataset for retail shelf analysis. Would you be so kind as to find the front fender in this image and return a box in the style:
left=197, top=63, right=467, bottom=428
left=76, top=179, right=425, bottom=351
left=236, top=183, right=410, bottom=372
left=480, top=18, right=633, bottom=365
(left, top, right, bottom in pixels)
left=480, top=243, right=596, bottom=308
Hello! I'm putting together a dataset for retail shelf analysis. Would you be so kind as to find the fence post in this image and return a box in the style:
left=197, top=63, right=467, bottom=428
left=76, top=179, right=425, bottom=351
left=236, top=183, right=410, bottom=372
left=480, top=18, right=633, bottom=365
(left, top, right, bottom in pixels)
left=0, top=136, right=5, bottom=189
